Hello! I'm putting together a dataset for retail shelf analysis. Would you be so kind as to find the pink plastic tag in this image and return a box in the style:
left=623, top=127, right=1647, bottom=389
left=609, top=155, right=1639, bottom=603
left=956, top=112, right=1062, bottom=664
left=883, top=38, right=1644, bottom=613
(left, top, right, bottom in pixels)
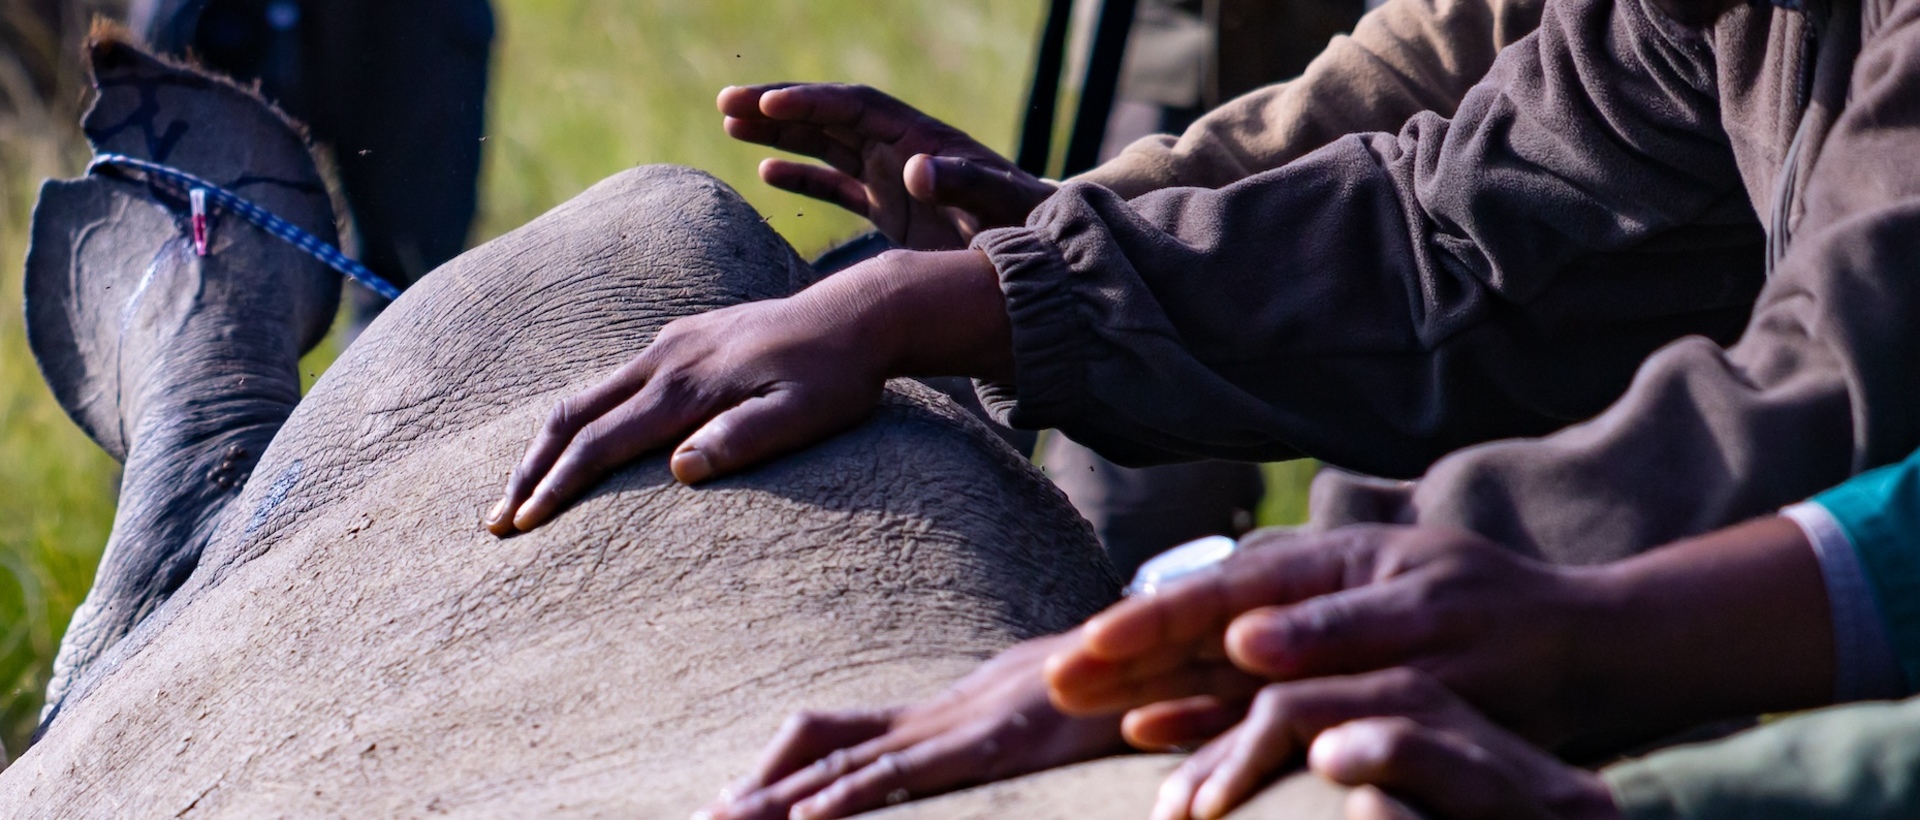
left=190, top=188, right=209, bottom=256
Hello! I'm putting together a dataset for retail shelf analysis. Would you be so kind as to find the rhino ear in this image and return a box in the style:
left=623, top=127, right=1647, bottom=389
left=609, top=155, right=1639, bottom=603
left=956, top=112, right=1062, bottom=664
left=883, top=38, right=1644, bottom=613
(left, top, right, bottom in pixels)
left=24, top=177, right=185, bottom=463
left=75, top=25, right=341, bottom=353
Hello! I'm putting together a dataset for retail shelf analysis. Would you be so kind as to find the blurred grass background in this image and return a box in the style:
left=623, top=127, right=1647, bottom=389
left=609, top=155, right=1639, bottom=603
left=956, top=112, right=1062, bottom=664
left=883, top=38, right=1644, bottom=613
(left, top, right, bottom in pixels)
left=0, top=0, right=1314, bottom=759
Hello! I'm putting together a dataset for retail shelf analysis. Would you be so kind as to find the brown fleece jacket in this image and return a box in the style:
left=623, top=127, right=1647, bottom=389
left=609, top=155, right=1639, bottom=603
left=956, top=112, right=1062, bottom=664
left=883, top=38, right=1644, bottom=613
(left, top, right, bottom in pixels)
left=976, top=0, right=1912, bottom=564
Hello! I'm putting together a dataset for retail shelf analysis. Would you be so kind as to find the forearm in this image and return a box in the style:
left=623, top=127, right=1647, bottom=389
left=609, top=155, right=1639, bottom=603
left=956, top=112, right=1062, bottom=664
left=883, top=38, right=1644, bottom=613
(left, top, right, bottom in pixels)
left=816, top=249, right=1014, bottom=383
left=1570, top=517, right=1833, bottom=736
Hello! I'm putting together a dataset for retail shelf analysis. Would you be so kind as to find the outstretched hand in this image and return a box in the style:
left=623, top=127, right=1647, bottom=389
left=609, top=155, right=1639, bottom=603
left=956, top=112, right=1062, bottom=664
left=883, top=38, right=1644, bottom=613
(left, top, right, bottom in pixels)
left=719, top=83, right=1056, bottom=250
left=702, top=633, right=1136, bottom=820
left=1045, top=526, right=1606, bottom=745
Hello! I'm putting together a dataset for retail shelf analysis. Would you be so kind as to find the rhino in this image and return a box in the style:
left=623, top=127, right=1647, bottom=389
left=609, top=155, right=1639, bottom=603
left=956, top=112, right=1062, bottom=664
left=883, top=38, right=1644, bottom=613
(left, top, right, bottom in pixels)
left=0, top=34, right=1347, bottom=817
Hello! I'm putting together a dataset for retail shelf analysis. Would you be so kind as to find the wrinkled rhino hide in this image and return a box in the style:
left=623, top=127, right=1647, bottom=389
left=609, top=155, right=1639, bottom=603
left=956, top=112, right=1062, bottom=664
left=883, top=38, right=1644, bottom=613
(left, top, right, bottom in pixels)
left=0, top=166, right=1144, bottom=816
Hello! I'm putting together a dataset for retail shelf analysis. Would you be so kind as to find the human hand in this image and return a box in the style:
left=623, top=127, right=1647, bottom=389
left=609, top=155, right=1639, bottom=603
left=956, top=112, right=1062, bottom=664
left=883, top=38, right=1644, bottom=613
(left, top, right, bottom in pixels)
left=700, top=633, right=1135, bottom=820
left=485, top=267, right=890, bottom=535
left=719, top=83, right=1056, bottom=250
left=1149, top=668, right=1618, bottom=820
left=487, top=249, right=1014, bottom=535
left=1047, top=525, right=1608, bottom=744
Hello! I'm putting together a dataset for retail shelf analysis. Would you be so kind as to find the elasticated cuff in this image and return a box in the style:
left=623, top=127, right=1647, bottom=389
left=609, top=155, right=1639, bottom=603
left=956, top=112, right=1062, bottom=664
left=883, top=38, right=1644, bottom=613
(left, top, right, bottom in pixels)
left=969, top=225, right=1089, bottom=432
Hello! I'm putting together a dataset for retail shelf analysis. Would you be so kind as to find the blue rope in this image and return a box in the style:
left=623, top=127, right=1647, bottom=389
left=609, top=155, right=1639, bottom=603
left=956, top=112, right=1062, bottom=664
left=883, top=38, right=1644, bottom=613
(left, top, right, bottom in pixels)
left=87, top=153, right=405, bottom=301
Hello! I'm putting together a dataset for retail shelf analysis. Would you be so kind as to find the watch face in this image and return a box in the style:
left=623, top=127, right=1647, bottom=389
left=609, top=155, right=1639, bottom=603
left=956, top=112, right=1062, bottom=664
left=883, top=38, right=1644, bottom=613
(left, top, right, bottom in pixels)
left=1125, top=535, right=1237, bottom=597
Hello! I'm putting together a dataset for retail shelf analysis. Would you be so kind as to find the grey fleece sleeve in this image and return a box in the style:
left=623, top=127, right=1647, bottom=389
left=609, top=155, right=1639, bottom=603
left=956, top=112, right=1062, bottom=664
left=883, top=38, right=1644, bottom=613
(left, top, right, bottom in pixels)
left=1311, top=0, right=1920, bottom=565
left=972, top=0, right=1761, bottom=479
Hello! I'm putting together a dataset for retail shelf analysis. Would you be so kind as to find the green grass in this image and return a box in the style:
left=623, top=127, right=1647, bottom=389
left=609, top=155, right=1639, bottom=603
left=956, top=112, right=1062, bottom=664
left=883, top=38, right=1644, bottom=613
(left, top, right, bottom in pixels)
left=0, top=0, right=1316, bottom=760
left=0, top=128, right=119, bottom=761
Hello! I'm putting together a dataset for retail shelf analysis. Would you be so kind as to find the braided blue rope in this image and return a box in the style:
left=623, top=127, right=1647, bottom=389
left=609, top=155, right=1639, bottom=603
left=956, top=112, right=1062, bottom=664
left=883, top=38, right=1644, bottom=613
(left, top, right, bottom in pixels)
left=88, top=153, right=404, bottom=301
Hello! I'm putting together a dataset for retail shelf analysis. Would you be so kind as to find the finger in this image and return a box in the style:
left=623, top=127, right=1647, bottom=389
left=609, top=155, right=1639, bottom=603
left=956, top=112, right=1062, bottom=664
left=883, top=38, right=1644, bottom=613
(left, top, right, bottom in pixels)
left=789, top=731, right=988, bottom=820
left=1076, top=529, right=1344, bottom=661
left=1344, top=787, right=1429, bottom=820
left=1122, top=696, right=1247, bottom=751
left=488, top=359, right=653, bottom=535
left=1168, top=669, right=1454, bottom=820
left=1048, top=576, right=1244, bottom=706
left=1152, top=730, right=1237, bottom=820
left=716, top=83, right=802, bottom=119
left=733, top=710, right=897, bottom=798
left=757, top=83, right=918, bottom=143
left=759, top=159, right=870, bottom=217
left=714, top=722, right=908, bottom=820
left=1048, top=629, right=1227, bottom=700
left=1187, top=686, right=1322, bottom=820
left=722, top=117, right=864, bottom=174
left=1225, top=583, right=1445, bottom=680
left=1309, top=718, right=1542, bottom=820
left=906, top=154, right=1050, bottom=228
left=512, top=375, right=698, bottom=530
left=672, top=386, right=873, bottom=485
left=1047, top=656, right=1264, bottom=717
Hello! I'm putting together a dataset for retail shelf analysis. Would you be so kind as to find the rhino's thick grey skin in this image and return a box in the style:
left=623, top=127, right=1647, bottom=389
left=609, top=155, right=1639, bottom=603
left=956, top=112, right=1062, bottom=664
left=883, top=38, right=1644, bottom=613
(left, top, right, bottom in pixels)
left=8, top=41, right=1348, bottom=817
left=24, top=35, right=341, bottom=722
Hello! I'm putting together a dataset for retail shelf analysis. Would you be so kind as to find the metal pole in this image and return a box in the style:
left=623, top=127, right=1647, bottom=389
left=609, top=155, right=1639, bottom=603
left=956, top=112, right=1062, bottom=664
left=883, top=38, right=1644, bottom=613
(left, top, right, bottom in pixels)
left=1062, top=0, right=1136, bottom=177
left=1016, top=0, right=1076, bottom=177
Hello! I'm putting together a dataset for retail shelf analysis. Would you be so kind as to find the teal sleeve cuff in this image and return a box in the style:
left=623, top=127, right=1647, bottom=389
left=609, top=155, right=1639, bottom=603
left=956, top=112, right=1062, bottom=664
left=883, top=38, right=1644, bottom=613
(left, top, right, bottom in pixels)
left=1812, top=448, right=1920, bottom=695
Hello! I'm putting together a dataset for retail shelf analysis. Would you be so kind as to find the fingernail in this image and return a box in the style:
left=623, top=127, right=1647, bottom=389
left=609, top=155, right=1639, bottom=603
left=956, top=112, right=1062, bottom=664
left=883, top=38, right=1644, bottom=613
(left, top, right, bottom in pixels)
left=512, top=495, right=551, bottom=532
left=486, top=499, right=507, bottom=524
left=1190, top=779, right=1229, bottom=820
left=1151, top=782, right=1189, bottom=820
left=672, top=448, right=714, bottom=484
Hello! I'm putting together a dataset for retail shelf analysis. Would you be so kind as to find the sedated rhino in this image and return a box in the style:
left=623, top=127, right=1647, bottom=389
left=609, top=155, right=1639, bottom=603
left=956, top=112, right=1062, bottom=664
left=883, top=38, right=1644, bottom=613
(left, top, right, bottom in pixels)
left=0, top=34, right=1345, bottom=817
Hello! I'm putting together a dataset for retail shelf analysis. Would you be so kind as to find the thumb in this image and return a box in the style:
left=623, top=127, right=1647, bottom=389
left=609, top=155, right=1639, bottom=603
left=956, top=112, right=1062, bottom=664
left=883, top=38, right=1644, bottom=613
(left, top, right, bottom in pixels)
left=670, top=389, right=865, bottom=484
left=1225, top=585, right=1437, bottom=680
left=905, top=154, right=1050, bottom=228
